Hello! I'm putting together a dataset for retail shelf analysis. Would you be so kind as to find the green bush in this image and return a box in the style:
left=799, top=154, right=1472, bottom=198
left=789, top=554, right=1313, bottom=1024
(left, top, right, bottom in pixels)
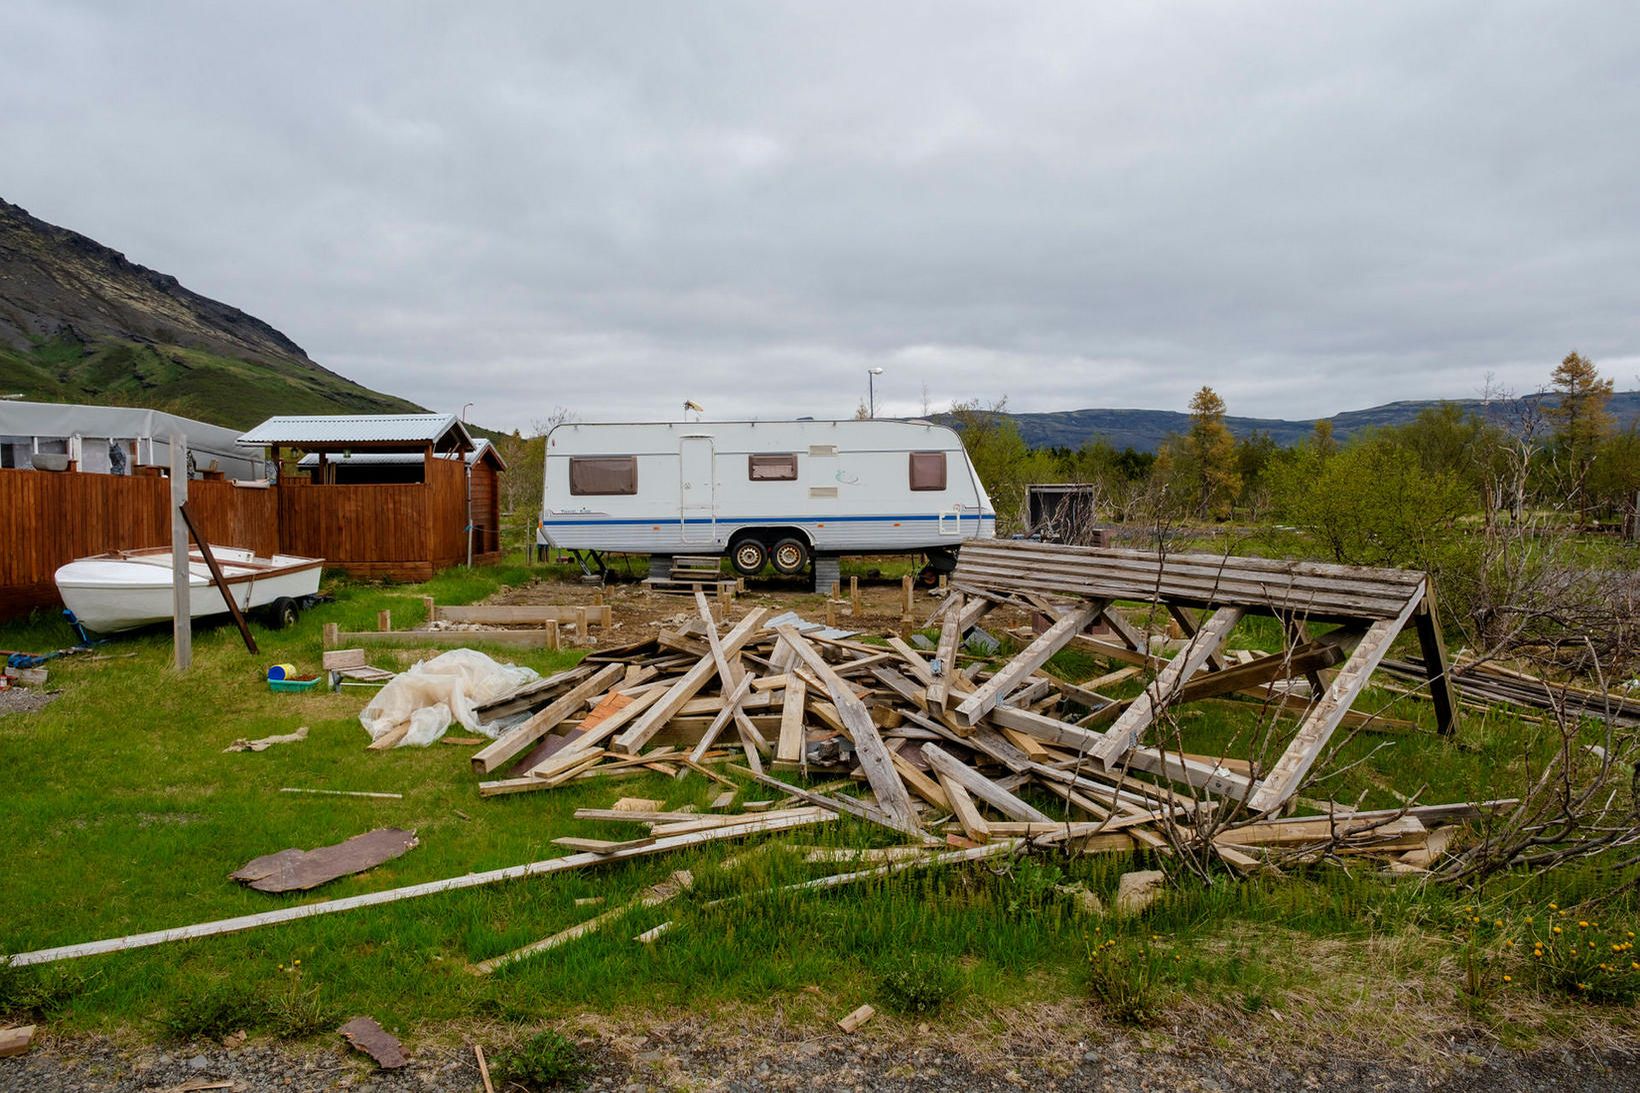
left=1086, top=938, right=1166, bottom=1025
left=877, top=952, right=964, bottom=1015
left=159, top=982, right=263, bottom=1041
left=491, top=1028, right=589, bottom=1091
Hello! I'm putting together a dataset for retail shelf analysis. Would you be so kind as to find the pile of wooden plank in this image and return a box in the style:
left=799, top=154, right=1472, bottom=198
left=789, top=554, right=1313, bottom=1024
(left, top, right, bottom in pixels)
left=458, top=541, right=1503, bottom=872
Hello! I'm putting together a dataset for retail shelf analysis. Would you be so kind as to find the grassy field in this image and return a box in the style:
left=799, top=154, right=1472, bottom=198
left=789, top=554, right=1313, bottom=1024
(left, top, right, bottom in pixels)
left=0, top=561, right=1635, bottom=1057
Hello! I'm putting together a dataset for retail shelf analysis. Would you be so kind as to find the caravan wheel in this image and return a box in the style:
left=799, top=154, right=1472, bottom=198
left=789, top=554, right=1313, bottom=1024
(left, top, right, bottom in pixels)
left=730, top=538, right=767, bottom=576
left=771, top=537, right=809, bottom=575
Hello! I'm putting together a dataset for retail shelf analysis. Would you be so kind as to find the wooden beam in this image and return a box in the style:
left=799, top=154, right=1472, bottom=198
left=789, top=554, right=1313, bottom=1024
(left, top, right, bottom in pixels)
left=1413, top=587, right=1459, bottom=737
left=471, top=664, right=624, bottom=774
left=614, top=608, right=770, bottom=751
left=1092, top=606, right=1243, bottom=762
left=775, top=675, right=807, bottom=766
left=776, top=626, right=920, bottom=829
left=953, top=603, right=1101, bottom=727
left=925, top=593, right=965, bottom=709
left=920, top=743, right=1054, bottom=823
left=1248, top=588, right=1422, bottom=812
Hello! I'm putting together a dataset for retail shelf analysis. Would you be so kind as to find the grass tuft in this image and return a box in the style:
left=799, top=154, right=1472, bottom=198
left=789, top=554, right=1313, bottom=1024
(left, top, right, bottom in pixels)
left=491, top=1028, right=590, bottom=1090
left=877, top=952, right=964, bottom=1015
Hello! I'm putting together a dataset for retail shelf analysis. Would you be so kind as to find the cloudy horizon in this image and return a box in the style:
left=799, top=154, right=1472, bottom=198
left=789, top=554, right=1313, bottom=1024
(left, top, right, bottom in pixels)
left=3, top=2, right=1638, bottom=431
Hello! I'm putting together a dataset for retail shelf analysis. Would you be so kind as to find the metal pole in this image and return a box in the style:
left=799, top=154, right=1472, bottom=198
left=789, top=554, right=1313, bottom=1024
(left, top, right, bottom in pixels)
left=170, top=433, right=192, bottom=671
left=868, top=372, right=875, bottom=419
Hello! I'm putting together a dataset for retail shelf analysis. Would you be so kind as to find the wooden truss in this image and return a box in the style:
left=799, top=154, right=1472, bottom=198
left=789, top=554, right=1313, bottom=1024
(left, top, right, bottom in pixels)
left=943, top=540, right=1458, bottom=814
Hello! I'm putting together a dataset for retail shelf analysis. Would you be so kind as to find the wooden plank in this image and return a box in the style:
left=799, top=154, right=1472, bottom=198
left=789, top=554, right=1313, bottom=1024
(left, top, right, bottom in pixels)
left=776, top=675, right=807, bottom=766
left=688, top=671, right=756, bottom=763
left=433, top=604, right=611, bottom=626
left=614, top=607, right=771, bottom=751
left=953, top=603, right=1101, bottom=727
left=1248, top=590, right=1422, bottom=812
left=776, top=626, right=919, bottom=829
left=471, top=663, right=624, bottom=774
left=1091, top=606, right=1243, bottom=762
left=919, top=743, right=1054, bottom=823
left=934, top=768, right=989, bottom=842
left=334, top=628, right=554, bottom=649
left=1413, top=588, right=1458, bottom=737
left=0, top=1025, right=35, bottom=1058
left=889, top=747, right=951, bottom=810
left=925, top=593, right=965, bottom=710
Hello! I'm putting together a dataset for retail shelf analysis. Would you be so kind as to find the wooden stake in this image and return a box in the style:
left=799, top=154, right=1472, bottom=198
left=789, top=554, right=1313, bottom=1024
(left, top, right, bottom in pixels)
left=849, top=576, right=860, bottom=616
left=545, top=619, right=560, bottom=651
left=474, top=1044, right=495, bottom=1093
left=378, top=609, right=392, bottom=632
left=169, top=433, right=191, bottom=672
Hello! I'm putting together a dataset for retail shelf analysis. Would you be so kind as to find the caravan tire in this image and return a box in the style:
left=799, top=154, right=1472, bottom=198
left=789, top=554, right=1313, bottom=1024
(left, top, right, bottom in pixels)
left=771, top=537, right=809, bottom=575
left=730, top=538, right=767, bottom=576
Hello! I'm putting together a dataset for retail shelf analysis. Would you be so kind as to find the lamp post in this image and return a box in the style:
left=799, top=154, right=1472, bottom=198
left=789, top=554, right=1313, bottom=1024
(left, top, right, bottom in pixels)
left=868, top=367, right=884, bottom=419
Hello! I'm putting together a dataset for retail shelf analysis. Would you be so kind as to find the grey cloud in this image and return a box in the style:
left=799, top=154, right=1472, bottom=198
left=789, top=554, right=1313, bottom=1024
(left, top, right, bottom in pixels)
left=2, top=1, right=1636, bottom=431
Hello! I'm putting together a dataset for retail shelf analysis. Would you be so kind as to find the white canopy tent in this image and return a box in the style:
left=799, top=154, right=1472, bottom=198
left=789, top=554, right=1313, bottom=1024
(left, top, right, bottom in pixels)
left=0, top=400, right=265, bottom=480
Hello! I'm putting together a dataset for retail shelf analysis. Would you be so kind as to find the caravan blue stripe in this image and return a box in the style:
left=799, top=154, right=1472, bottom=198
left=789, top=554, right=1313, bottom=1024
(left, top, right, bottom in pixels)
left=541, top=512, right=996, bottom=527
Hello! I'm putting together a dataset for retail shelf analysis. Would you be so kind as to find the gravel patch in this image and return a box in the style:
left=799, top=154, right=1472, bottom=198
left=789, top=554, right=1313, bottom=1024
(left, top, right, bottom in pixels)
left=3, top=1023, right=1635, bottom=1092
left=0, top=687, right=58, bottom=716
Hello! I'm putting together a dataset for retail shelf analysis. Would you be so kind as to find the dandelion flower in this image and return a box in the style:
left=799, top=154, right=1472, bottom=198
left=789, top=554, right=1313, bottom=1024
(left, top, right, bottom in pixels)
left=1579, top=921, right=1589, bottom=929
left=1549, top=903, right=1559, bottom=910
left=1553, top=926, right=1562, bottom=935
left=1502, top=975, right=1512, bottom=983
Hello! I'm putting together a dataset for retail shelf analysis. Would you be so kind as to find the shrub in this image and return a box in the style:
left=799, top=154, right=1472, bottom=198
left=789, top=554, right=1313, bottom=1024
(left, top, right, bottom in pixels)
left=491, top=1028, right=589, bottom=1091
left=1523, top=912, right=1639, bottom=1005
left=1087, top=938, right=1166, bottom=1025
left=877, top=953, right=964, bottom=1015
left=159, top=982, right=263, bottom=1041
left=0, top=958, right=91, bottom=1021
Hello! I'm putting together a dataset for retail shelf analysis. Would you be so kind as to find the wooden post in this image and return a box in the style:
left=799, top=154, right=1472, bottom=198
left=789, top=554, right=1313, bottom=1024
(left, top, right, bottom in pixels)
left=170, top=433, right=192, bottom=672
left=594, top=588, right=605, bottom=607
left=545, top=620, right=560, bottom=651
left=323, top=623, right=340, bottom=648
left=378, top=610, right=392, bottom=632
left=575, top=606, right=589, bottom=643
left=422, top=595, right=437, bottom=622
left=825, top=598, right=836, bottom=628
left=717, top=583, right=732, bottom=619
left=901, top=573, right=914, bottom=614
left=849, top=576, right=860, bottom=616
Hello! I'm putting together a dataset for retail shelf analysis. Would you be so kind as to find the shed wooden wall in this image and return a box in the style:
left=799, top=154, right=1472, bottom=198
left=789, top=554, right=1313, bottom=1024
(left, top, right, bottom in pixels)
left=470, top=459, right=502, bottom=562
left=1, top=456, right=482, bottom=620
left=0, top=470, right=277, bottom=618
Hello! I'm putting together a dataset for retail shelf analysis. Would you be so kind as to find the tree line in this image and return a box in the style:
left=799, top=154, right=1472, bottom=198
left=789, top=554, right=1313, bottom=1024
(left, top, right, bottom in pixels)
left=954, top=352, right=1640, bottom=565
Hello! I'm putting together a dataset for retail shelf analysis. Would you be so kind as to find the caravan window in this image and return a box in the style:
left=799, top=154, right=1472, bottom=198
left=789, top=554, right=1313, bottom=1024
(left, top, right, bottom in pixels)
left=569, top=456, right=638, bottom=495
left=909, top=451, right=947, bottom=491
left=748, top=453, right=798, bottom=481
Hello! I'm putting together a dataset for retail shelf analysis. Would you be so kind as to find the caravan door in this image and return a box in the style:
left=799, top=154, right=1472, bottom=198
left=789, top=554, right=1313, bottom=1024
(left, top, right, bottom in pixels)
left=679, top=435, right=717, bottom=543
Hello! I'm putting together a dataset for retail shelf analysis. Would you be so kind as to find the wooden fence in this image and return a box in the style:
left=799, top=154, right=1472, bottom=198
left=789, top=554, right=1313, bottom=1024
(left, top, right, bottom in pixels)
left=1, top=457, right=475, bottom=619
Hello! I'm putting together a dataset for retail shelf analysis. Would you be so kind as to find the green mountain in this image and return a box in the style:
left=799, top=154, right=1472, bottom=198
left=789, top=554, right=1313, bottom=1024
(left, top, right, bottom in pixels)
left=0, top=198, right=424, bottom=429
left=986, top=393, right=1640, bottom=452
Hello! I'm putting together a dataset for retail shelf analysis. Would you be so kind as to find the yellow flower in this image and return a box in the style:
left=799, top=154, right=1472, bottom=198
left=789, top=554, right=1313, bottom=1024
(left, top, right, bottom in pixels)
left=1553, top=926, right=1562, bottom=935
left=1493, top=919, right=1503, bottom=928
left=1471, top=917, right=1481, bottom=924
left=1549, top=902, right=1559, bottom=910
left=294, top=959, right=301, bottom=966
left=1504, top=940, right=1514, bottom=948
left=1578, top=921, right=1589, bottom=928
left=1502, top=975, right=1512, bottom=983
left=1524, top=917, right=1533, bottom=924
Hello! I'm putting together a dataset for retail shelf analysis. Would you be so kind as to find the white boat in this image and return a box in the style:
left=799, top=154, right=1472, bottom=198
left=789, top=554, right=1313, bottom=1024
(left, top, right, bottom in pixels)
left=55, top=547, right=324, bottom=633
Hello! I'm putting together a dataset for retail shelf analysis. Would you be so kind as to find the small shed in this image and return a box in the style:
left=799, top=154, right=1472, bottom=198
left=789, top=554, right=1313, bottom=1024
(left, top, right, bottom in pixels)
left=295, top=439, right=508, bottom=557
left=237, top=414, right=502, bottom=579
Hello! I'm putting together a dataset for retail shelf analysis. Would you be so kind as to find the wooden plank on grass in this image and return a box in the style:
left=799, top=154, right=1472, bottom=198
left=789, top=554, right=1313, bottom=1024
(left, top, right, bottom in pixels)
left=953, top=602, right=1103, bottom=728
left=1091, top=606, right=1243, bottom=762
left=334, top=628, right=553, bottom=648
left=2, top=813, right=834, bottom=969
left=776, top=626, right=919, bottom=829
left=935, top=768, right=989, bottom=842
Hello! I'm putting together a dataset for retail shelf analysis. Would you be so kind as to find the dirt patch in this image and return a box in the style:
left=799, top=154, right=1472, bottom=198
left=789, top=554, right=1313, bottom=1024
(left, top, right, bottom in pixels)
left=485, top=565, right=1006, bottom=648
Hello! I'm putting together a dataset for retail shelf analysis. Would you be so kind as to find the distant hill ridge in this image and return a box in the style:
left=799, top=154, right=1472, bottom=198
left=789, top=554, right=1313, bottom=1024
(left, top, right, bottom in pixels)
left=974, top=393, right=1640, bottom=453
left=0, top=197, right=424, bottom=429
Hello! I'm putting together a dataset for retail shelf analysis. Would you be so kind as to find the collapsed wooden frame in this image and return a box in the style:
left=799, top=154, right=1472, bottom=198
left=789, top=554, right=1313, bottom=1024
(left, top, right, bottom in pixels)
left=940, top=540, right=1459, bottom=813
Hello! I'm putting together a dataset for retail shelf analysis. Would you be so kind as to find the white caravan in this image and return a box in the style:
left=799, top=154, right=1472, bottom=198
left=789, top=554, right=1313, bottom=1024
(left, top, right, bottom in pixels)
left=538, top=419, right=996, bottom=582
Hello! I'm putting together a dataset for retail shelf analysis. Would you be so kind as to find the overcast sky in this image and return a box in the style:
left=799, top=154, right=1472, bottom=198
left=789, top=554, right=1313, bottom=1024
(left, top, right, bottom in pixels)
left=3, top=2, right=1638, bottom=431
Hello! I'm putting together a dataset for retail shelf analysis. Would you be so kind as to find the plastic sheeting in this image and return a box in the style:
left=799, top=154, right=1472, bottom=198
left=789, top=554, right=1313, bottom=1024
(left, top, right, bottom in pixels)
left=359, top=649, right=539, bottom=747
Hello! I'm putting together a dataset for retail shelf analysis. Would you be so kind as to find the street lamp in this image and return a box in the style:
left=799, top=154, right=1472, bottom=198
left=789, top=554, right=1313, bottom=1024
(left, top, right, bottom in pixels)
left=867, top=367, right=884, bottom=419
left=461, top=402, right=473, bottom=423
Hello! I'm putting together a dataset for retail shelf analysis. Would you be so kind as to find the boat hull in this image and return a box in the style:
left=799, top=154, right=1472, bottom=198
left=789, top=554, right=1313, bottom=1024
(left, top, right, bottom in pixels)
left=55, top=548, right=323, bottom=633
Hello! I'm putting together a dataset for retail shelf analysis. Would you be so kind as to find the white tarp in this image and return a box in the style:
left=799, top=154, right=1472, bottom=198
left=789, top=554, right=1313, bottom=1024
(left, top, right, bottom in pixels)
left=359, top=649, right=540, bottom=748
